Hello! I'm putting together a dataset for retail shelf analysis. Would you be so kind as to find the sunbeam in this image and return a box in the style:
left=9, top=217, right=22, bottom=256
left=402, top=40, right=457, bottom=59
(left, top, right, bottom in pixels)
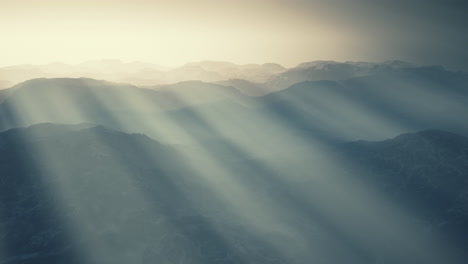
left=2, top=67, right=468, bottom=263
left=1, top=2, right=468, bottom=258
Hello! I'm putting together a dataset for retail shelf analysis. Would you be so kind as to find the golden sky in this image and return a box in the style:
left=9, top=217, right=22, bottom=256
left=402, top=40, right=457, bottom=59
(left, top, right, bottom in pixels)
left=0, top=0, right=365, bottom=67
left=1, top=0, right=466, bottom=69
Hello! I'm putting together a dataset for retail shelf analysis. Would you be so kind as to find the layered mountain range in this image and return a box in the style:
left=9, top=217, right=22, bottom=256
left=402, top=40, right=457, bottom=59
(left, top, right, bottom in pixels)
left=0, top=60, right=426, bottom=94
left=0, top=61, right=467, bottom=264
left=1, top=64, right=467, bottom=142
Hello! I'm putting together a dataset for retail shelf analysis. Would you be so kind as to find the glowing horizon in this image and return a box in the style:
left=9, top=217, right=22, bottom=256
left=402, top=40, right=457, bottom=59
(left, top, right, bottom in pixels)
left=2, top=0, right=467, bottom=70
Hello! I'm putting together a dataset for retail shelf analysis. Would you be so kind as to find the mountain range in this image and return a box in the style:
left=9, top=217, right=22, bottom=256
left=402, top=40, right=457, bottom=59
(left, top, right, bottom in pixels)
left=0, top=60, right=285, bottom=89
left=1, top=65, right=466, bottom=143
left=0, top=60, right=467, bottom=264
left=1, top=124, right=467, bottom=264
left=0, top=60, right=429, bottom=94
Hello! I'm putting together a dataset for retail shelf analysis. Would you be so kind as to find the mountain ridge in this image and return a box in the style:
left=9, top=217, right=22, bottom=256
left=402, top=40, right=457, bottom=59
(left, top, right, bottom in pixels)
left=1, top=123, right=468, bottom=263
left=1, top=60, right=453, bottom=93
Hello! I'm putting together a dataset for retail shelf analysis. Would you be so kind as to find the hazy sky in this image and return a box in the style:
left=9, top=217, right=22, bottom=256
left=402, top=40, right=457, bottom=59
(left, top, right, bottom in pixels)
left=1, top=0, right=467, bottom=69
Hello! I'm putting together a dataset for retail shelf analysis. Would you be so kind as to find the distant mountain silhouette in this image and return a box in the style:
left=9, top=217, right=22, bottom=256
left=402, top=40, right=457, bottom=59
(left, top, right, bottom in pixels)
left=259, top=66, right=468, bottom=140
left=183, top=61, right=286, bottom=82
left=1, top=65, right=467, bottom=147
left=0, top=60, right=425, bottom=92
left=0, top=78, right=251, bottom=133
left=0, top=60, right=287, bottom=88
left=265, top=60, right=418, bottom=92
left=208, top=61, right=423, bottom=95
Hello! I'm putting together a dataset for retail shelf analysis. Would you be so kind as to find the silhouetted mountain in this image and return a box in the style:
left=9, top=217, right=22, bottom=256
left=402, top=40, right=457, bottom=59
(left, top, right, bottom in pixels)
left=265, top=60, right=417, bottom=92
left=2, top=60, right=452, bottom=95
left=203, top=61, right=419, bottom=94
left=0, top=78, right=157, bottom=131
left=180, top=61, right=286, bottom=83
left=0, top=78, right=251, bottom=133
left=0, top=60, right=287, bottom=88
left=0, top=124, right=311, bottom=264
left=141, top=66, right=467, bottom=153
left=2, top=64, right=467, bottom=148
left=0, top=124, right=263, bottom=264
left=1, top=124, right=468, bottom=263
left=145, top=65, right=468, bottom=147
left=259, top=66, right=468, bottom=140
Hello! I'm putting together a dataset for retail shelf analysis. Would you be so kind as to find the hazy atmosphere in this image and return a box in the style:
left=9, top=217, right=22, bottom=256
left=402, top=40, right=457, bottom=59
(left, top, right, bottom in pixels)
left=1, top=0, right=467, bottom=69
left=1, top=1, right=468, bottom=264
